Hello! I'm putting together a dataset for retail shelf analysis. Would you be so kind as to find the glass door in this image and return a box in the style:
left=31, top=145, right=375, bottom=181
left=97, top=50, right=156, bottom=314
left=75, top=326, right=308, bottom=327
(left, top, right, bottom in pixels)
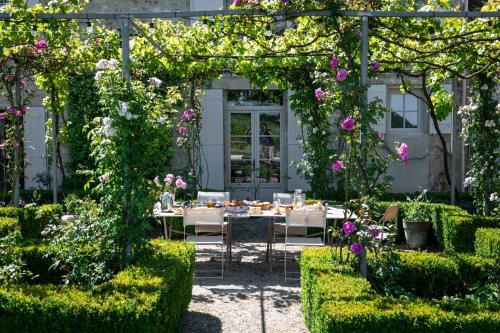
left=228, top=110, right=283, bottom=201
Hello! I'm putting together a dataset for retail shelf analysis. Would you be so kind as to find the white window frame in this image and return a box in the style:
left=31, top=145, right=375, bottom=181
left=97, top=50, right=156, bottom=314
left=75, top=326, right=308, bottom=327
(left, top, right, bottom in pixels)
left=387, top=88, right=424, bottom=133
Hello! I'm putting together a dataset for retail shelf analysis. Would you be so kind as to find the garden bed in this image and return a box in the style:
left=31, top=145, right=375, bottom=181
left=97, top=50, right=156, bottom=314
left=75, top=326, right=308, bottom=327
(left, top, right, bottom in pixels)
left=0, top=230, right=195, bottom=333
left=300, top=247, right=500, bottom=333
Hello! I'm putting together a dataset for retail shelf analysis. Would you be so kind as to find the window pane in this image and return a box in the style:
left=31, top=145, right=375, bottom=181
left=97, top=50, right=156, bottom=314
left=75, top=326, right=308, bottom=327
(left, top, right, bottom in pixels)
left=260, top=137, right=280, bottom=160
left=405, top=94, right=418, bottom=111
left=391, top=112, right=404, bottom=128
left=227, top=90, right=283, bottom=106
left=405, top=112, right=418, bottom=128
left=231, top=137, right=251, bottom=159
left=231, top=161, right=252, bottom=183
left=231, top=113, right=251, bottom=135
left=259, top=112, right=280, bottom=135
left=391, top=94, right=403, bottom=110
left=259, top=160, right=280, bottom=184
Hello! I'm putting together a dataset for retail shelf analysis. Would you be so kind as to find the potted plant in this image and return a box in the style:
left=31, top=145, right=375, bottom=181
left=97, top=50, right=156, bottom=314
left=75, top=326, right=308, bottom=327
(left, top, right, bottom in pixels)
left=403, top=190, right=433, bottom=249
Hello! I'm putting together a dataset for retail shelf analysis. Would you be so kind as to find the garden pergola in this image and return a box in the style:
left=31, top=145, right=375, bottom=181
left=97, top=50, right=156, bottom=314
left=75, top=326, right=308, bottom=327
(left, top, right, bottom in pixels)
left=0, top=8, right=498, bottom=204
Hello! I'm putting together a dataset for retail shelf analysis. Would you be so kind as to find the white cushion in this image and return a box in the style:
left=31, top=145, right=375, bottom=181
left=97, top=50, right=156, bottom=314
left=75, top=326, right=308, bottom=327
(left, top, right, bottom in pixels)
left=286, top=237, right=324, bottom=246
left=186, top=235, right=224, bottom=244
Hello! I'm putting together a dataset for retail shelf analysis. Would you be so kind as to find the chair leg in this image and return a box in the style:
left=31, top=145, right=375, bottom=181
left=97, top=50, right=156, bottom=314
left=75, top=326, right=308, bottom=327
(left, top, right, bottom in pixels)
left=284, top=243, right=287, bottom=283
left=221, top=242, right=224, bottom=281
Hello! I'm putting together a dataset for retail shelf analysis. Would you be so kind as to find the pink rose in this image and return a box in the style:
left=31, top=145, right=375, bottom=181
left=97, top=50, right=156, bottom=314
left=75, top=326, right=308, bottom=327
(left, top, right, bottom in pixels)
left=350, top=242, right=363, bottom=255
left=15, top=110, right=23, bottom=117
left=336, top=69, right=348, bottom=82
left=314, top=88, right=324, bottom=101
left=341, top=116, right=355, bottom=131
left=233, top=0, right=242, bottom=5
left=164, top=174, right=174, bottom=185
left=175, top=178, right=187, bottom=190
left=180, top=114, right=188, bottom=121
left=179, top=126, right=187, bottom=135
left=398, top=143, right=408, bottom=165
left=0, top=113, right=6, bottom=120
left=185, top=108, right=195, bottom=117
left=34, top=40, right=48, bottom=49
left=371, top=62, right=381, bottom=72
left=330, top=57, right=339, bottom=69
left=331, top=160, right=344, bottom=171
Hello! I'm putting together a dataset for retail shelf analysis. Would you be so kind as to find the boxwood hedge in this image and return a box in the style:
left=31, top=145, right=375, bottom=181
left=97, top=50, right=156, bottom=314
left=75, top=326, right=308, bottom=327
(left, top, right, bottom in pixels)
left=0, top=204, right=62, bottom=240
left=0, top=217, right=19, bottom=237
left=0, top=239, right=195, bottom=333
left=475, top=228, right=500, bottom=258
left=301, top=247, right=500, bottom=333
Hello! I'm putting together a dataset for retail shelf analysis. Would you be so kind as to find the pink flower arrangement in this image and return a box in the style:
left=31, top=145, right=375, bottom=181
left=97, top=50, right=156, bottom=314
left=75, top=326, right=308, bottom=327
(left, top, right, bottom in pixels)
left=331, top=160, right=344, bottom=171
left=341, top=116, right=355, bottom=131
left=164, top=174, right=174, bottom=185
left=350, top=243, right=363, bottom=255
left=336, top=69, right=348, bottom=81
left=178, top=126, right=187, bottom=135
left=342, top=221, right=356, bottom=235
left=398, top=142, right=408, bottom=165
left=330, top=57, right=340, bottom=69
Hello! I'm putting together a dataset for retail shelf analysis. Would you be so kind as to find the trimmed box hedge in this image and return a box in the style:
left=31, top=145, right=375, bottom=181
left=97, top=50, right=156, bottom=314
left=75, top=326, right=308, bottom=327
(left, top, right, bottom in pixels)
left=0, top=239, right=195, bottom=333
left=475, top=228, right=500, bottom=258
left=0, top=204, right=62, bottom=240
left=0, top=217, right=19, bottom=237
left=301, top=247, right=500, bottom=333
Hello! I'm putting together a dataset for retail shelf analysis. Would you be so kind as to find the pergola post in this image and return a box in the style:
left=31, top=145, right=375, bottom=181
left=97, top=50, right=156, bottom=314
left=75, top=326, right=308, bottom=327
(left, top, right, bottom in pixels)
left=450, top=79, right=457, bottom=205
left=51, top=107, right=57, bottom=203
left=121, top=17, right=130, bottom=82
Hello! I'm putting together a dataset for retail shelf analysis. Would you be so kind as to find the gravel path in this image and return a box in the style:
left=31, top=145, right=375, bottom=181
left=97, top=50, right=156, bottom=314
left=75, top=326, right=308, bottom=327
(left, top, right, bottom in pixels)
left=180, top=242, right=309, bottom=333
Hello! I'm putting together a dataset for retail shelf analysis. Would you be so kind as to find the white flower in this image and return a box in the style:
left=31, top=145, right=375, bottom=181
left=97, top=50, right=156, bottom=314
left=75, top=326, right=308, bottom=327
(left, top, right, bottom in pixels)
left=490, top=192, right=499, bottom=202
left=470, top=104, right=479, bottom=112
left=96, top=59, right=108, bottom=70
left=94, top=71, right=103, bottom=81
left=102, top=139, right=111, bottom=145
left=99, top=172, right=110, bottom=184
left=480, top=84, right=488, bottom=90
left=156, top=117, right=166, bottom=125
left=102, top=117, right=116, bottom=137
left=312, top=127, right=318, bottom=133
left=322, top=130, right=326, bottom=135
left=118, top=102, right=128, bottom=116
left=108, top=59, right=118, bottom=69
left=484, top=120, right=496, bottom=128
left=308, top=116, right=313, bottom=121
left=463, top=176, right=475, bottom=187
left=148, top=77, right=162, bottom=88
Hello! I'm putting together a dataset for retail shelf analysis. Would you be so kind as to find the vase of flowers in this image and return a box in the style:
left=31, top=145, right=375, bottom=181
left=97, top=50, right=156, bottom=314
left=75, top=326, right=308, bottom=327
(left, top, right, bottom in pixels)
left=154, top=174, right=187, bottom=211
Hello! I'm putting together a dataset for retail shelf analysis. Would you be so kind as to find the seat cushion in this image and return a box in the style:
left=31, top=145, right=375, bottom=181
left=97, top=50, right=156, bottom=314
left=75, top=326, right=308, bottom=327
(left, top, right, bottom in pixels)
left=195, top=222, right=228, bottom=234
left=186, top=235, right=224, bottom=244
left=285, top=237, right=324, bottom=246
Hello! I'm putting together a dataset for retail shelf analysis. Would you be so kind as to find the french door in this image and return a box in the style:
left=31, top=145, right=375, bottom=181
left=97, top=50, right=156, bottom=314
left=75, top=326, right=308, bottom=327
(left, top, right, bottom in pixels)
left=227, top=108, right=284, bottom=201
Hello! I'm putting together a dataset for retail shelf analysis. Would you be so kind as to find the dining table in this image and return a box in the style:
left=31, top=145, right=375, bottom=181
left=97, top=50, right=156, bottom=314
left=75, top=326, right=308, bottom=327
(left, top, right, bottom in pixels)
left=153, top=205, right=356, bottom=265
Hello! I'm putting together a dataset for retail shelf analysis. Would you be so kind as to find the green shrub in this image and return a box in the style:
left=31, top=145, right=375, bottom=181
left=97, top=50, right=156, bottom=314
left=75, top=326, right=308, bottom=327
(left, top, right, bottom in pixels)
left=475, top=228, right=500, bottom=258
left=0, top=239, right=195, bottom=333
left=0, top=204, right=62, bottom=240
left=22, top=244, right=63, bottom=284
left=442, top=214, right=500, bottom=253
left=0, top=217, right=19, bottom=237
left=301, top=247, right=500, bottom=333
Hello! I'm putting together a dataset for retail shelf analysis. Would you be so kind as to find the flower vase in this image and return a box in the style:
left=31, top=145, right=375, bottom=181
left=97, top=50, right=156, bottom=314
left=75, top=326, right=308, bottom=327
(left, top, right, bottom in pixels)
left=161, top=192, right=175, bottom=212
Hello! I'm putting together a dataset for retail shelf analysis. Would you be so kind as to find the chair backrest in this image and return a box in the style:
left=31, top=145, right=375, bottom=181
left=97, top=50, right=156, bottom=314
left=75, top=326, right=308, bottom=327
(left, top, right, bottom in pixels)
left=286, top=209, right=326, bottom=228
left=197, top=191, right=230, bottom=203
left=183, top=207, right=225, bottom=226
left=381, top=205, right=400, bottom=223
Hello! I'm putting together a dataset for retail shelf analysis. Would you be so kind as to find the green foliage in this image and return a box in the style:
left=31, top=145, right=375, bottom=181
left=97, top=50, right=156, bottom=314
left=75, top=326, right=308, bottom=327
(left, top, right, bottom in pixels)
left=65, top=73, right=104, bottom=189
left=44, top=198, right=120, bottom=286
left=301, top=247, right=500, bottom=333
left=0, top=239, right=195, bottom=333
left=0, top=217, right=19, bottom=238
left=0, top=204, right=62, bottom=240
left=441, top=214, right=500, bottom=253
left=475, top=228, right=500, bottom=258
left=22, top=243, right=63, bottom=284
left=0, top=231, right=29, bottom=284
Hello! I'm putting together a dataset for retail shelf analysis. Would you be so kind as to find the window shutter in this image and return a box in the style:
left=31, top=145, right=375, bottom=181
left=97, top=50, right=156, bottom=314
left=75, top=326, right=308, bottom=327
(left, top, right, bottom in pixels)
left=430, top=84, right=453, bottom=134
left=23, top=107, right=47, bottom=189
left=287, top=90, right=309, bottom=191
left=200, top=89, right=225, bottom=190
left=367, top=85, right=387, bottom=134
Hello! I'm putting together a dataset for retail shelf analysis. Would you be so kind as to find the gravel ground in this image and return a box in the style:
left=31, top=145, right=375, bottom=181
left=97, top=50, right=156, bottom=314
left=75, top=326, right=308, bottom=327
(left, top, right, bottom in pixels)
left=179, top=242, right=309, bottom=333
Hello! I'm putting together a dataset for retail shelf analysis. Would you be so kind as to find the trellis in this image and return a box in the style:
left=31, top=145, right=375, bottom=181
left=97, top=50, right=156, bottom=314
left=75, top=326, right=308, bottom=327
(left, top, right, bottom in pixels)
left=0, top=9, right=498, bottom=204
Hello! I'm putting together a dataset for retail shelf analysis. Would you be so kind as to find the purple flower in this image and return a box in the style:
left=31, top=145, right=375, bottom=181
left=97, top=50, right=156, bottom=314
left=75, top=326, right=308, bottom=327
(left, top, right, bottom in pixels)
left=331, top=160, right=344, bottom=171
left=34, top=40, right=48, bottom=49
left=4, top=74, right=14, bottom=82
left=185, top=108, right=195, bottom=117
left=350, top=243, right=364, bottom=255
left=342, top=221, right=356, bottom=235
left=0, top=113, right=5, bottom=120
left=336, top=69, right=348, bottom=82
left=330, top=57, right=339, bottom=69
left=371, top=62, right=381, bottom=72
left=233, top=0, right=242, bottom=5
left=180, top=114, right=188, bottom=121
left=314, top=88, right=324, bottom=101
left=341, top=116, right=355, bottom=131
left=371, top=229, right=381, bottom=238
left=7, top=107, right=16, bottom=114
left=398, top=143, right=408, bottom=165
left=175, top=178, right=187, bottom=189
left=179, top=126, right=187, bottom=135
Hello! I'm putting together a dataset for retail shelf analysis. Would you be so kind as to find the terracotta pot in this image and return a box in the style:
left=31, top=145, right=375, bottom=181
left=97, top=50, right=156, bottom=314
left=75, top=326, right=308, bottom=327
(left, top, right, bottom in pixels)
left=403, top=220, right=431, bottom=249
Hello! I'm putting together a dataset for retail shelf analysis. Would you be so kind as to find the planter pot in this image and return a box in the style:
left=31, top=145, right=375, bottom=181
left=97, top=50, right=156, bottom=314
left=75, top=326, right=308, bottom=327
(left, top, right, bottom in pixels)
left=403, top=220, right=431, bottom=249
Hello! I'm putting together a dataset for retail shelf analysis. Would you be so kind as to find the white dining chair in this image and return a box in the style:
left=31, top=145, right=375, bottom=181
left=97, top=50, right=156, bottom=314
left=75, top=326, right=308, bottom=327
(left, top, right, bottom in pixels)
left=184, top=207, right=226, bottom=280
left=195, top=191, right=230, bottom=235
left=284, top=209, right=326, bottom=282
